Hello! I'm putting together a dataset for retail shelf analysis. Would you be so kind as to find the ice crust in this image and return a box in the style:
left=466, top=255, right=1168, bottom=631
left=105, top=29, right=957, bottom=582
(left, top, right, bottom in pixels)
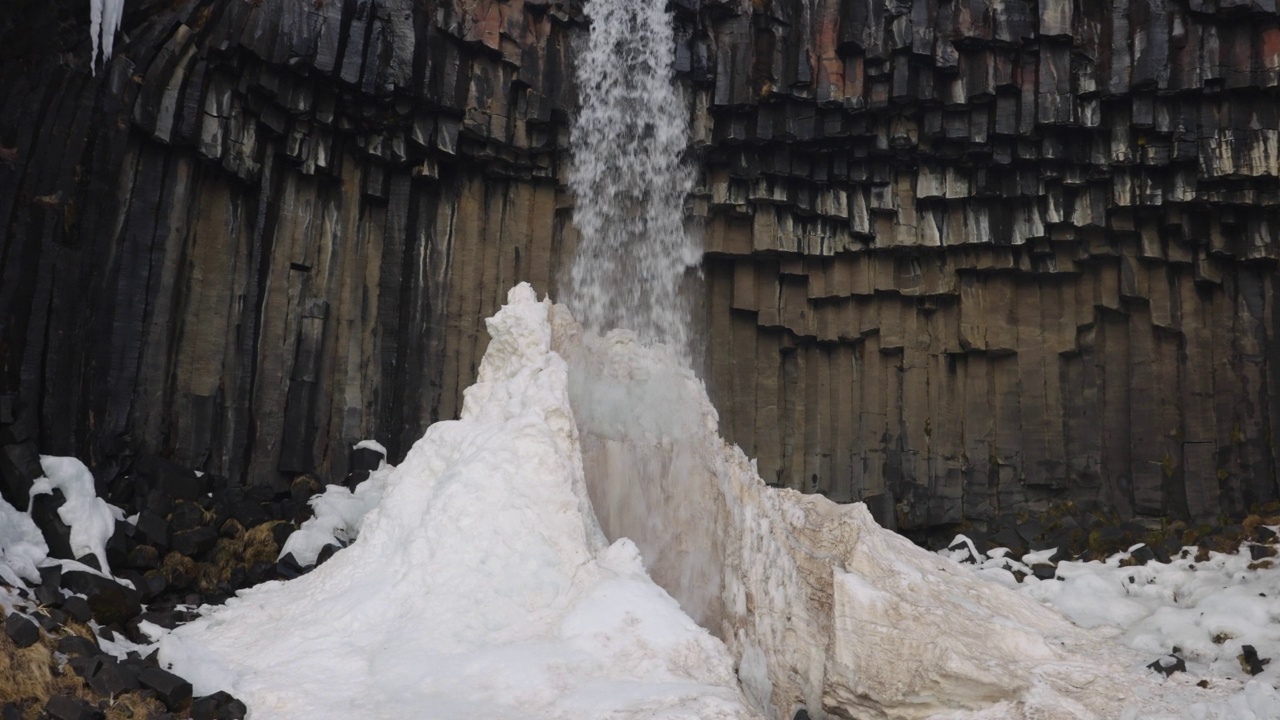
left=159, top=284, right=1266, bottom=719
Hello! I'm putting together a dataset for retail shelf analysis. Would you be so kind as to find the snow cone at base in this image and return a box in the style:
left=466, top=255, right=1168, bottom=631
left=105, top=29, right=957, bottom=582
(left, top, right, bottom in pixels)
left=162, top=285, right=1231, bottom=720
left=159, top=284, right=759, bottom=720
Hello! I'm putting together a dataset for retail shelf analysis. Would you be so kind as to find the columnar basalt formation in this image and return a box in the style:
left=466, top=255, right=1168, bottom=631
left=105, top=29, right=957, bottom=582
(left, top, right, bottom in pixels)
left=1, top=0, right=1277, bottom=528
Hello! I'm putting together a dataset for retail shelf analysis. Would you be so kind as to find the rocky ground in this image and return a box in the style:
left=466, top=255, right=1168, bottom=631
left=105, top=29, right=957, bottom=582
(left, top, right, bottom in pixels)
left=0, top=445, right=382, bottom=719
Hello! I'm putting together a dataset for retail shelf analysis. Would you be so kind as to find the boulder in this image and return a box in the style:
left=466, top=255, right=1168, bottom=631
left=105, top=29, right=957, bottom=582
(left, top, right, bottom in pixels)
left=42, top=695, right=103, bottom=720
left=60, top=571, right=142, bottom=626
left=139, top=667, right=193, bottom=711
left=3, top=612, right=40, bottom=648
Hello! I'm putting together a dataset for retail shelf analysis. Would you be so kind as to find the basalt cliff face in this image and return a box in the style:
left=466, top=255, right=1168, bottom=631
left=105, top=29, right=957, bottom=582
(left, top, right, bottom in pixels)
left=1, top=0, right=1277, bottom=528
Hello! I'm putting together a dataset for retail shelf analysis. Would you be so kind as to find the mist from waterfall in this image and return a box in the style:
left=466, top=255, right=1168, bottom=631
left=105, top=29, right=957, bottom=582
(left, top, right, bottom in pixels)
left=567, top=0, right=698, bottom=352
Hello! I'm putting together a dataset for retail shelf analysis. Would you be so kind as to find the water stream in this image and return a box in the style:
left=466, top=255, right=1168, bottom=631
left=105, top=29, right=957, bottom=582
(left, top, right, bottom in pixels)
left=567, top=0, right=698, bottom=352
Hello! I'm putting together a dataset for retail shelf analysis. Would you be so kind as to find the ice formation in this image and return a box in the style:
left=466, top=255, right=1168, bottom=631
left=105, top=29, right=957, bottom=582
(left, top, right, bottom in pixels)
left=157, top=286, right=1260, bottom=719
left=89, top=0, right=126, bottom=73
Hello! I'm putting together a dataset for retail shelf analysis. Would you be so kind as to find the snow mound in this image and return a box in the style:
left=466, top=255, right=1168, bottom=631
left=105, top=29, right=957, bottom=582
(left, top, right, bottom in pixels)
left=31, top=455, right=124, bottom=574
left=0, top=496, right=47, bottom=587
left=159, top=284, right=758, bottom=720
left=278, top=448, right=392, bottom=567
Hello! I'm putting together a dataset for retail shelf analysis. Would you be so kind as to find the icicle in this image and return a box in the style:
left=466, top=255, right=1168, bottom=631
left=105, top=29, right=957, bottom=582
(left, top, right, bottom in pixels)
left=88, top=0, right=125, bottom=75
left=89, top=0, right=102, bottom=73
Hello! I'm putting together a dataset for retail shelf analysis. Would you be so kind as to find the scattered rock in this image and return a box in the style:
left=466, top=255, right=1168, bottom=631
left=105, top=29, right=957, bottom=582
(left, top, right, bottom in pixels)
left=170, top=502, right=207, bottom=533
left=315, top=542, right=341, bottom=566
left=60, top=571, right=142, bottom=626
left=57, top=635, right=99, bottom=657
left=171, top=527, right=219, bottom=558
left=42, top=695, right=103, bottom=720
left=139, top=667, right=193, bottom=711
left=1146, top=654, right=1186, bottom=677
left=275, top=552, right=306, bottom=580
left=190, top=691, right=248, bottom=720
left=68, top=654, right=104, bottom=682
left=1238, top=645, right=1271, bottom=676
left=4, top=612, right=40, bottom=648
left=0, top=440, right=43, bottom=511
left=1248, top=544, right=1276, bottom=561
left=88, top=656, right=141, bottom=696
left=30, top=490, right=75, bottom=560
left=134, top=510, right=172, bottom=550
left=126, top=544, right=161, bottom=570
left=1030, top=564, right=1057, bottom=581
left=59, top=595, right=93, bottom=624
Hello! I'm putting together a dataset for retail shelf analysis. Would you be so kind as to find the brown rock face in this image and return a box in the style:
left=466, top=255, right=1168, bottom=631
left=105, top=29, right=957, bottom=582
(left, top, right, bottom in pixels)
left=1, top=0, right=1277, bottom=527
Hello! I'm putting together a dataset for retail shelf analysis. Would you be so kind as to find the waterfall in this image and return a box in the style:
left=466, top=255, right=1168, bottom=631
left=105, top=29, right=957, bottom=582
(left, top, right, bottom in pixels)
left=567, top=0, right=698, bottom=352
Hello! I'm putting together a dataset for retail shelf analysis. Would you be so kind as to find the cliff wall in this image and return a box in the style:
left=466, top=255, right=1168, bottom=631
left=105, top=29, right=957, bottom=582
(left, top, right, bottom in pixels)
left=1, top=0, right=1277, bottom=526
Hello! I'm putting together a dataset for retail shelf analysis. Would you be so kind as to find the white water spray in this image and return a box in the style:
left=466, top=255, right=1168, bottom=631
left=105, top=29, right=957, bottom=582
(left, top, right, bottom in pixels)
left=567, top=0, right=698, bottom=351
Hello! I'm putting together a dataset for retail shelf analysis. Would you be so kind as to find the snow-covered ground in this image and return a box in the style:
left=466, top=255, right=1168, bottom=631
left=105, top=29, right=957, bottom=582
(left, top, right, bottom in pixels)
left=940, top=537, right=1280, bottom=715
left=3, top=285, right=1278, bottom=719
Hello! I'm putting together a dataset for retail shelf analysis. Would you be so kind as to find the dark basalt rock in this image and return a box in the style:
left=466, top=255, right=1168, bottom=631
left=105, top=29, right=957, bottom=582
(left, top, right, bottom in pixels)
left=170, top=502, right=207, bottom=533
left=126, top=544, right=161, bottom=571
left=0, top=440, right=42, bottom=511
left=29, top=490, right=75, bottom=560
left=170, top=527, right=219, bottom=558
left=1146, top=653, right=1186, bottom=677
left=190, top=691, right=248, bottom=720
left=59, top=595, right=94, bottom=624
left=60, top=571, right=142, bottom=626
left=4, top=612, right=40, bottom=648
left=1239, top=645, right=1271, bottom=676
left=134, top=510, right=171, bottom=550
left=57, top=634, right=99, bottom=657
left=42, top=695, right=103, bottom=720
left=275, top=552, right=306, bottom=580
left=88, top=656, right=142, bottom=696
left=139, top=667, right=194, bottom=711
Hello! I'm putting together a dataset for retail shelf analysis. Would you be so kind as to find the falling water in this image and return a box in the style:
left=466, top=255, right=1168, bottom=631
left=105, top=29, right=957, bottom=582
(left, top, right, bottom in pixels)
left=567, top=0, right=698, bottom=351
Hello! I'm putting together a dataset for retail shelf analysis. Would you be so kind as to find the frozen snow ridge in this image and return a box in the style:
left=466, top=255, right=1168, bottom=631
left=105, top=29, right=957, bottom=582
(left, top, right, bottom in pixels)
left=566, top=0, right=698, bottom=352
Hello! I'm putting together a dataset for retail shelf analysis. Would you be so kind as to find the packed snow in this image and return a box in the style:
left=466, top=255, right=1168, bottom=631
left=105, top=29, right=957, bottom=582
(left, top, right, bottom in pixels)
left=29, top=456, right=125, bottom=575
left=941, top=536, right=1280, bottom=717
left=0, top=495, right=47, bottom=588
left=279, top=445, right=392, bottom=567
left=158, top=285, right=759, bottom=719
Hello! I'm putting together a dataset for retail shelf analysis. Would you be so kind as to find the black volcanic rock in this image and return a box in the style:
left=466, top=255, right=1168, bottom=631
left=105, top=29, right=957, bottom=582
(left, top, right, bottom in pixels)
left=60, top=571, right=142, bottom=626
left=29, top=490, right=75, bottom=560
left=139, top=667, right=193, bottom=711
left=4, top=612, right=39, bottom=648
left=0, top=441, right=42, bottom=511
left=43, top=695, right=103, bottom=720
left=190, top=692, right=248, bottom=720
